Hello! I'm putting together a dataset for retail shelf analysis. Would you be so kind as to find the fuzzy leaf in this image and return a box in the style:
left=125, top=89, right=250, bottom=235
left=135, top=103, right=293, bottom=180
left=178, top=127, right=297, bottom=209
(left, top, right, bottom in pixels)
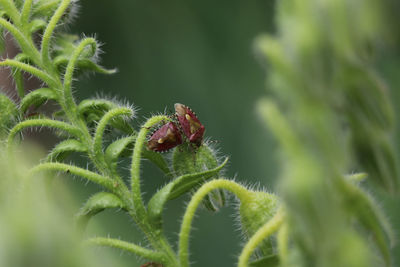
left=52, top=34, right=114, bottom=76
left=75, top=192, right=126, bottom=231
left=105, top=136, right=136, bottom=171
left=105, top=136, right=171, bottom=176
left=342, top=181, right=394, bottom=266
left=54, top=55, right=116, bottom=75
left=143, top=149, right=172, bottom=178
left=249, top=255, right=279, bottom=267
left=147, top=157, right=228, bottom=228
left=76, top=58, right=116, bottom=74
left=173, top=144, right=227, bottom=212
left=47, top=139, right=87, bottom=162
left=31, top=0, right=61, bottom=19
left=20, top=88, right=58, bottom=113
left=78, top=99, right=134, bottom=134
left=29, top=19, right=47, bottom=33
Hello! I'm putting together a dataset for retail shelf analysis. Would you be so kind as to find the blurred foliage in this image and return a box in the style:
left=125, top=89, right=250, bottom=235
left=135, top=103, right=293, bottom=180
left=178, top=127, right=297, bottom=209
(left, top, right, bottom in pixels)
left=256, top=0, right=399, bottom=266
left=0, top=143, right=124, bottom=267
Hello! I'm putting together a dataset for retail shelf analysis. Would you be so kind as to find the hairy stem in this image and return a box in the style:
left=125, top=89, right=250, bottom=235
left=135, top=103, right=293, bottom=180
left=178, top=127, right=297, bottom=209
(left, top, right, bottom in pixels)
left=0, top=59, right=58, bottom=88
left=0, top=18, right=41, bottom=65
left=277, top=222, right=289, bottom=265
left=0, top=0, right=20, bottom=25
left=20, top=0, right=33, bottom=29
left=238, top=210, right=284, bottom=267
left=84, top=237, right=165, bottom=262
left=7, top=119, right=82, bottom=150
left=41, top=0, right=71, bottom=69
left=178, top=179, right=250, bottom=267
left=29, top=162, right=114, bottom=190
left=63, top=37, right=97, bottom=116
left=92, top=107, right=133, bottom=171
left=130, top=115, right=170, bottom=217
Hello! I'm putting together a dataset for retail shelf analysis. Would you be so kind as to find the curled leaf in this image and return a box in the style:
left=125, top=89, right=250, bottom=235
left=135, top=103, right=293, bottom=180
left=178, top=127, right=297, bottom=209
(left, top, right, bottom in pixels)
left=147, top=157, right=228, bottom=228
left=20, top=88, right=58, bottom=113
left=105, top=136, right=171, bottom=176
left=143, top=149, right=172, bottom=178
left=47, top=139, right=87, bottom=162
left=75, top=192, right=126, bottom=232
left=173, top=144, right=227, bottom=212
left=54, top=55, right=116, bottom=75
left=77, top=99, right=134, bottom=134
left=250, top=255, right=279, bottom=267
left=105, top=136, right=136, bottom=171
left=29, top=19, right=47, bottom=33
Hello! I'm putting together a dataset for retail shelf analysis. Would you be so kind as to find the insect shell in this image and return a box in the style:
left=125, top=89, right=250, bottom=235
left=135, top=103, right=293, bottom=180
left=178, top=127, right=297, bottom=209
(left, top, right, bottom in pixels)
left=140, top=262, right=164, bottom=267
left=147, top=121, right=183, bottom=152
left=174, top=103, right=205, bottom=147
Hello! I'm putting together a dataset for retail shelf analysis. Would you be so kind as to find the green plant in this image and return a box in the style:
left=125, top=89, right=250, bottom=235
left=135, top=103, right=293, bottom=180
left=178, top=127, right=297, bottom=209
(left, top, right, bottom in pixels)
left=0, top=0, right=397, bottom=267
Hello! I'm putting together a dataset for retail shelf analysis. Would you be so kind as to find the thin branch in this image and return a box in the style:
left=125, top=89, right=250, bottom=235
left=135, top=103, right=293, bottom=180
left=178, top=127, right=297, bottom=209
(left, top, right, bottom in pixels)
left=178, top=179, right=250, bottom=267
left=238, top=210, right=284, bottom=267
left=93, top=107, right=133, bottom=166
left=29, top=162, right=114, bottom=190
left=41, top=0, right=71, bottom=67
left=63, top=37, right=96, bottom=111
left=130, top=115, right=170, bottom=218
left=0, top=18, right=41, bottom=64
left=0, top=59, right=58, bottom=88
left=84, top=237, right=165, bottom=263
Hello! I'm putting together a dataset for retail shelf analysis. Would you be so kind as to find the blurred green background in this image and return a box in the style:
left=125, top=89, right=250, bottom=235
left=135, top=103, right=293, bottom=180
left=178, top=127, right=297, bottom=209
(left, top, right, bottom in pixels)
left=4, top=0, right=398, bottom=266
left=70, top=1, right=279, bottom=266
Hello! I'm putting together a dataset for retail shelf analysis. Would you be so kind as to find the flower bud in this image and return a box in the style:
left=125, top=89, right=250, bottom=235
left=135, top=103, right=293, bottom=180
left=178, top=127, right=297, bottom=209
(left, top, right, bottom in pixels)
left=239, top=190, right=279, bottom=255
left=172, top=144, right=226, bottom=211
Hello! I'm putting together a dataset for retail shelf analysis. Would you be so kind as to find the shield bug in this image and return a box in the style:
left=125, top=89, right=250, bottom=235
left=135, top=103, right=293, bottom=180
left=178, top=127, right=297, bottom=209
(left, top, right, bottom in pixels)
left=147, top=121, right=183, bottom=152
left=174, top=103, right=205, bottom=147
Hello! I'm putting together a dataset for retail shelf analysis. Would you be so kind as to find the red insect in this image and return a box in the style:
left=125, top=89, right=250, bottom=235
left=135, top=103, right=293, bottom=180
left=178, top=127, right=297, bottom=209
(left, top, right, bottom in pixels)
left=147, top=121, right=183, bottom=152
left=140, top=263, right=163, bottom=267
left=174, top=103, right=205, bottom=147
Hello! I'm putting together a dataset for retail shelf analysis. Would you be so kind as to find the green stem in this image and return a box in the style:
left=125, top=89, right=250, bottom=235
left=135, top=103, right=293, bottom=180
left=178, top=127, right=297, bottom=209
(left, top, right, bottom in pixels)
left=29, top=162, right=114, bottom=190
left=41, top=0, right=71, bottom=69
left=0, top=18, right=41, bottom=65
left=0, top=59, right=58, bottom=88
left=63, top=37, right=97, bottom=115
left=178, top=179, right=250, bottom=267
left=7, top=119, right=81, bottom=147
left=20, top=0, right=33, bottom=29
left=238, top=210, right=284, bottom=267
left=93, top=107, right=133, bottom=168
left=128, top=115, right=179, bottom=266
left=277, top=221, right=289, bottom=265
left=84, top=237, right=165, bottom=262
left=13, top=69, right=25, bottom=98
left=0, top=0, right=20, bottom=25
left=130, top=115, right=170, bottom=217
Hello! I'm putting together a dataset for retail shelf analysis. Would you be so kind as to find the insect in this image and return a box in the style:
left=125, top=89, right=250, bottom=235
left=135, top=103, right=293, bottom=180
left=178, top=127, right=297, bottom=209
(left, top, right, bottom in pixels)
left=147, top=103, right=206, bottom=152
left=147, top=121, right=183, bottom=152
left=174, top=103, right=205, bottom=147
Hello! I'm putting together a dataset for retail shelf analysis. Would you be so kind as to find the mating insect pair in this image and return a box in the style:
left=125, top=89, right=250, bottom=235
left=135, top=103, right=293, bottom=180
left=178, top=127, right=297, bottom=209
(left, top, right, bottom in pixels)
left=147, top=103, right=205, bottom=152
